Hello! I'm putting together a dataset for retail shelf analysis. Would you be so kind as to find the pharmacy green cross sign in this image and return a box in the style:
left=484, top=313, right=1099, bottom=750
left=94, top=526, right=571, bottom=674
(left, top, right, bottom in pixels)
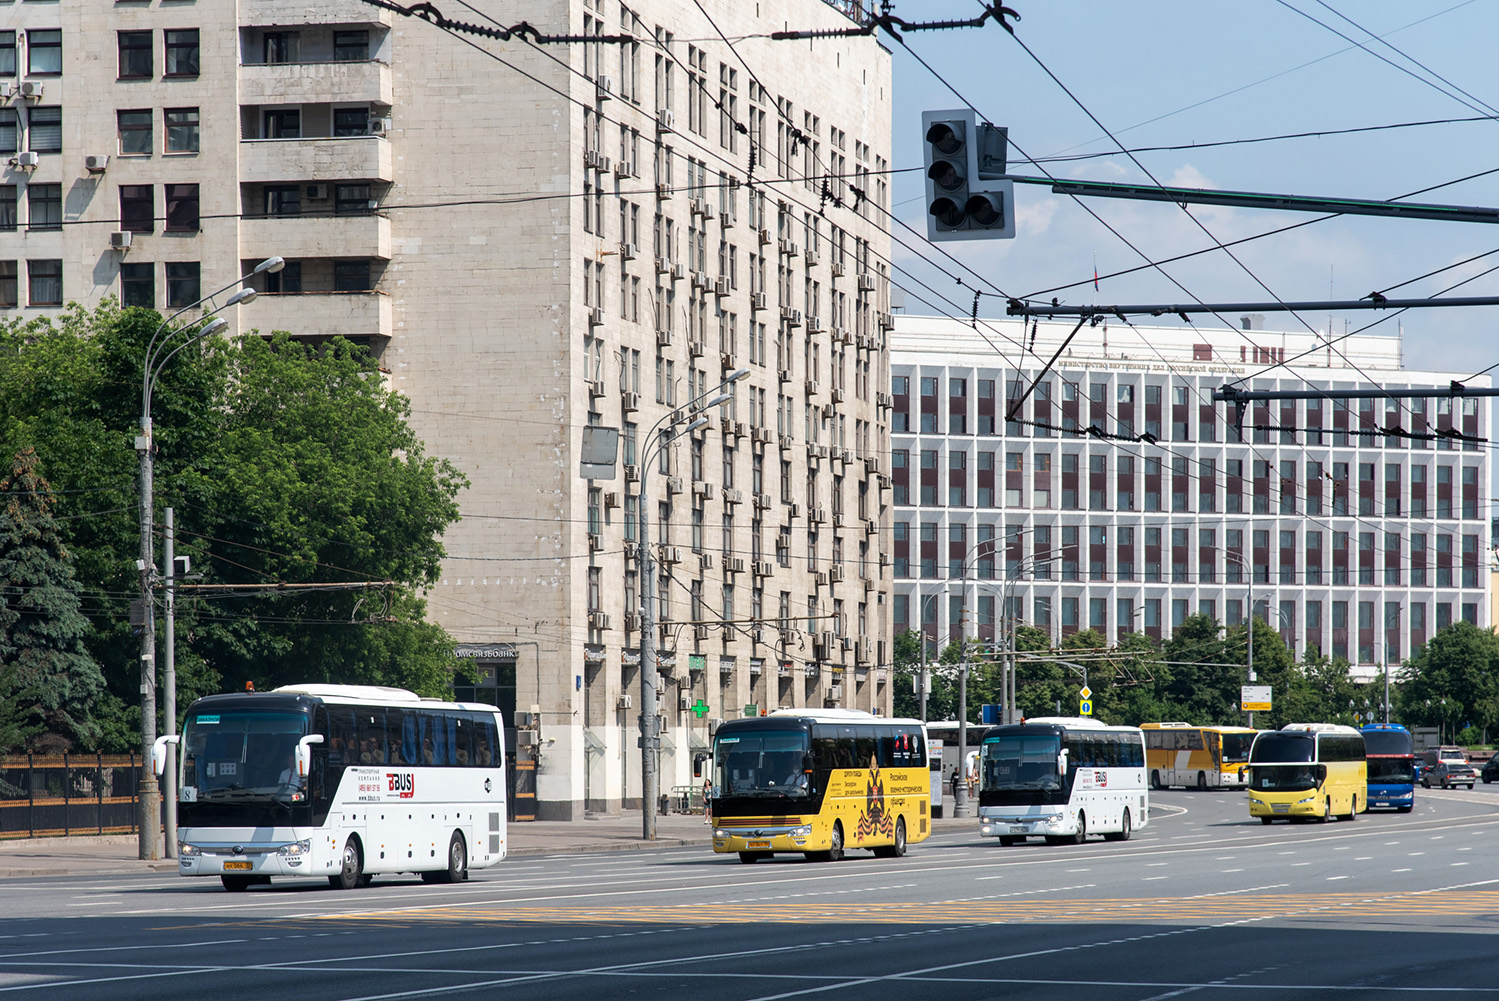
left=691, top=699, right=711, bottom=718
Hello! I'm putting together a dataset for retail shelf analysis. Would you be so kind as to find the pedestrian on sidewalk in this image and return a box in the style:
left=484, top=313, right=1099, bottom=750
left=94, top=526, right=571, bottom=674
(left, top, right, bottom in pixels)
left=703, top=776, right=713, bottom=825
left=949, top=766, right=960, bottom=802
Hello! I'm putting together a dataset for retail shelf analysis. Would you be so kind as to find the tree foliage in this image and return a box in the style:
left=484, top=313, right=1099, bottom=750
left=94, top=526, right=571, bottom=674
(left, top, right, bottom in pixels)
left=0, top=304, right=468, bottom=751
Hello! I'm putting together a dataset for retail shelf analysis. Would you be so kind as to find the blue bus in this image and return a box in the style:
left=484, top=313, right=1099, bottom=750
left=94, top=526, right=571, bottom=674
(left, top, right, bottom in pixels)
left=1360, top=723, right=1415, bottom=813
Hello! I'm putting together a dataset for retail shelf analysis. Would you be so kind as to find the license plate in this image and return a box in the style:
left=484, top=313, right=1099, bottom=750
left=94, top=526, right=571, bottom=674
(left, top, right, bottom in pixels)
left=1010, top=826, right=1028, bottom=834
left=222, top=860, right=252, bottom=871
left=747, top=840, right=770, bottom=848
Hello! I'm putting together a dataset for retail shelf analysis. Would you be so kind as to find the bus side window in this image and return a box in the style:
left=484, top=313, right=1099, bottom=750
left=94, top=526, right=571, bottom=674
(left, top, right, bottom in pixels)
left=474, top=717, right=497, bottom=766
left=356, top=711, right=386, bottom=764
left=453, top=713, right=474, bottom=766
left=812, top=732, right=838, bottom=773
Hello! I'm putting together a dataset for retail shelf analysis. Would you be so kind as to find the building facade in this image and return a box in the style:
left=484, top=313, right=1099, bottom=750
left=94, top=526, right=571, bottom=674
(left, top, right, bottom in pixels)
left=891, top=314, right=1489, bottom=682
left=0, top=0, right=895, bottom=817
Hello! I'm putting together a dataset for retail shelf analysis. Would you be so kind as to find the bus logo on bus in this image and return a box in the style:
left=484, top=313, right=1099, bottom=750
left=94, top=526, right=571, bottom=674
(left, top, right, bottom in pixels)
left=1094, top=771, right=1108, bottom=787
left=388, top=773, right=415, bottom=798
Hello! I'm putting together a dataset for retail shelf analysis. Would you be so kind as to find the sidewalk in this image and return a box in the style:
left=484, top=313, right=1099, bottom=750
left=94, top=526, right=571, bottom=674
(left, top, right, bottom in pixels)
left=0, top=812, right=973, bottom=877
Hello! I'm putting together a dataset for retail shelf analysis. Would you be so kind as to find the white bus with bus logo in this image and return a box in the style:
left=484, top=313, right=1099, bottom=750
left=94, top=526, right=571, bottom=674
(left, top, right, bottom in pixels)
left=154, top=684, right=506, bottom=891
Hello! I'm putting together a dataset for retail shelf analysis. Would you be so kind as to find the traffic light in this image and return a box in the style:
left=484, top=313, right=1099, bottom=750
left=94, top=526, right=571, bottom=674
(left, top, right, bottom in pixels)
left=921, top=109, right=1015, bottom=241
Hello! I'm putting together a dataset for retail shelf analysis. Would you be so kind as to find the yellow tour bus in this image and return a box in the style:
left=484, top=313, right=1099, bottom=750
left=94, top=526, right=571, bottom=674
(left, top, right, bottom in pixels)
left=1248, top=723, right=1367, bottom=823
left=710, top=709, right=931, bottom=863
left=1141, top=722, right=1259, bottom=790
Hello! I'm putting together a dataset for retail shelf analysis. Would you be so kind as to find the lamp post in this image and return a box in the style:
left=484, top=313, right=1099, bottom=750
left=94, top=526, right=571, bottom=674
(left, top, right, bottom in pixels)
left=1223, top=552, right=1259, bottom=729
left=915, top=589, right=944, bottom=722
left=638, top=368, right=748, bottom=840
left=136, top=257, right=282, bottom=861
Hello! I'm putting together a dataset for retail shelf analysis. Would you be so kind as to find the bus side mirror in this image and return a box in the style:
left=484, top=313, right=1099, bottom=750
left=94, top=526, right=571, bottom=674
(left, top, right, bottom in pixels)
left=1314, top=763, right=1328, bottom=785
left=802, top=752, right=815, bottom=774
left=297, top=734, right=325, bottom=777
left=1057, top=749, right=1069, bottom=773
left=152, top=735, right=179, bottom=776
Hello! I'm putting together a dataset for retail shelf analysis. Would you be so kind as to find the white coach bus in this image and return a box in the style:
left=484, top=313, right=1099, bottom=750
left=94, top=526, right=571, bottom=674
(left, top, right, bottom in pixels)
left=154, top=684, right=507, bottom=891
left=977, top=716, right=1149, bottom=845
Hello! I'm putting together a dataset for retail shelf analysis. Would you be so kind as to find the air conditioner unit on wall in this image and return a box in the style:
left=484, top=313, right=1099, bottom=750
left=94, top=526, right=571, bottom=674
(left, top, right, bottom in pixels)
left=305, top=184, right=329, bottom=200
left=84, top=154, right=109, bottom=173
left=109, top=231, right=133, bottom=250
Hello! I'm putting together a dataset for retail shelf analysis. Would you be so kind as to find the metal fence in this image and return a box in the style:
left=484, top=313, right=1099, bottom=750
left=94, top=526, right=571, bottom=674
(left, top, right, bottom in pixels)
left=0, top=753, right=141, bottom=839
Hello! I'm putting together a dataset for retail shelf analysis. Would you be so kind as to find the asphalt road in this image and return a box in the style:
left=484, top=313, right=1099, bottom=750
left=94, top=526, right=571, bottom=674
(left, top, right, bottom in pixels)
left=4, top=785, right=1499, bottom=1000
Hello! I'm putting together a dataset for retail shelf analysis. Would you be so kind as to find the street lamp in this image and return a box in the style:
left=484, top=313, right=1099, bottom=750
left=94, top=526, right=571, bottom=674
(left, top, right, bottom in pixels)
left=136, top=256, right=282, bottom=861
left=1223, top=551, right=1259, bottom=728
left=637, top=368, right=748, bottom=840
left=915, top=588, right=944, bottom=722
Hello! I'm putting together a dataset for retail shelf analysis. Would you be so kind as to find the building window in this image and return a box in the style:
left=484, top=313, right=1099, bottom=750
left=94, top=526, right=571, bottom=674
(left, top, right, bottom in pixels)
left=120, top=262, right=154, bottom=308
left=165, top=261, right=200, bottom=307
left=263, top=184, right=300, bottom=216
left=28, top=29, right=62, bottom=76
left=333, top=184, right=370, bottom=215
left=334, top=260, right=371, bottom=291
left=164, top=29, right=200, bottom=78
left=0, top=185, right=13, bottom=231
left=119, top=184, right=154, bottom=232
left=164, top=108, right=199, bottom=153
left=263, top=31, right=300, bottom=64
left=164, top=183, right=199, bottom=231
left=0, top=261, right=16, bottom=308
left=118, top=30, right=153, bottom=79
left=263, top=260, right=301, bottom=294
left=333, top=106, right=370, bottom=137
left=333, top=30, right=371, bottom=62
left=28, top=259, right=62, bottom=306
left=27, top=183, right=61, bottom=230
left=0, top=32, right=15, bottom=78
left=118, top=109, right=152, bottom=155
left=0, top=109, right=16, bottom=155
left=28, top=107, right=62, bottom=153
left=263, top=109, right=301, bottom=139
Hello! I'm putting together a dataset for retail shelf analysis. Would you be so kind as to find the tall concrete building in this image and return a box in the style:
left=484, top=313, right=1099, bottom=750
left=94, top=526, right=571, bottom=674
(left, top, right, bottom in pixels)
left=891, top=314, right=1489, bottom=685
left=0, top=1, right=895, bottom=817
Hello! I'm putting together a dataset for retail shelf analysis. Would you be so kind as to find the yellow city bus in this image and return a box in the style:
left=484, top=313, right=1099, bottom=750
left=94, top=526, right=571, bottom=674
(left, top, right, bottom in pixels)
left=1141, top=722, right=1259, bottom=791
left=1248, top=723, right=1366, bottom=823
left=710, top=709, right=930, bottom=863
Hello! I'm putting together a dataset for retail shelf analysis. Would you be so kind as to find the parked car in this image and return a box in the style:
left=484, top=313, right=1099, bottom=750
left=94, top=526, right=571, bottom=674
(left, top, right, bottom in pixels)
left=1481, top=756, right=1499, bottom=784
left=1423, top=759, right=1478, bottom=789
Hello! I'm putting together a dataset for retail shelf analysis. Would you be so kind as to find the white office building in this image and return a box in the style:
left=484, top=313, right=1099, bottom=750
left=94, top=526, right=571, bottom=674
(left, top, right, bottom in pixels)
left=891, top=314, right=1489, bottom=680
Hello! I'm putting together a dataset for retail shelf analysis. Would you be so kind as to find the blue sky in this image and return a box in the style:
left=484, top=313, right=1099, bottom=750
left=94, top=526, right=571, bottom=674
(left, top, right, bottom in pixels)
left=887, top=0, right=1499, bottom=387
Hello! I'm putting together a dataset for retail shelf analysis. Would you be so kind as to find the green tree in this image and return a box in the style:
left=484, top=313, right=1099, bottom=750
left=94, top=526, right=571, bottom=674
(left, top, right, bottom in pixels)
left=0, top=449, right=105, bottom=752
left=1398, top=620, right=1499, bottom=741
left=0, top=305, right=469, bottom=750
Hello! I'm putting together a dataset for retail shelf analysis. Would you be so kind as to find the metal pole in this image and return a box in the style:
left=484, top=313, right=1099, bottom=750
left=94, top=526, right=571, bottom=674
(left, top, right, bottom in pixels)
left=163, top=509, right=177, bottom=858
left=1247, top=579, right=1255, bottom=730
left=954, top=650, right=970, bottom=817
left=638, top=468, right=658, bottom=840
left=136, top=413, right=160, bottom=861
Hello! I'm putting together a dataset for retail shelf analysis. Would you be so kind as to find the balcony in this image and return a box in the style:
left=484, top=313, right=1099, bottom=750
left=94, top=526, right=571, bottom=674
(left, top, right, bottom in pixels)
left=241, top=0, right=393, bottom=26
left=241, top=212, right=390, bottom=261
left=244, top=290, right=392, bottom=342
left=240, top=60, right=392, bottom=106
left=239, top=136, right=391, bottom=184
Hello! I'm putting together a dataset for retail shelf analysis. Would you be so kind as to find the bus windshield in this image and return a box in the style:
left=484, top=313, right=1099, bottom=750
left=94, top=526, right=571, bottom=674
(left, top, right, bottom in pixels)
left=1362, top=730, right=1413, bottom=756
left=1250, top=764, right=1323, bottom=792
left=715, top=731, right=811, bottom=800
left=1220, top=732, right=1255, bottom=764
left=1367, top=757, right=1415, bottom=783
left=1250, top=733, right=1315, bottom=764
left=182, top=709, right=310, bottom=804
left=981, top=733, right=1064, bottom=792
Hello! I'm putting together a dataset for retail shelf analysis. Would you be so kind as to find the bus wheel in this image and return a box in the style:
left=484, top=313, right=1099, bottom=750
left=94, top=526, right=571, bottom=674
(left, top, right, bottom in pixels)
left=739, top=851, right=760, bottom=864
left=329, top=837, right=363, bottom=889
left=1347, top=796, right=1357, bottom=821
left=438, top=832, right=467, bottom=883
left=1196, top=772, right=1208, bottom=791
left=1150, top=770, right=1162, bottom=790
left=1071, top=812, right=1087, bottom=845
left=1320, top=798, right=1332, bottom=823
left=1105, top=809, right=1132, bottom=842
left=1260, top=817, right=1273, bottom=825
left=221, top=875, right=253, bottom=892
left=998, top=836, right=1020, bottom=846
left=875, top=817, right=907, bottom=858
left=825, top=822, right=845, bottom=862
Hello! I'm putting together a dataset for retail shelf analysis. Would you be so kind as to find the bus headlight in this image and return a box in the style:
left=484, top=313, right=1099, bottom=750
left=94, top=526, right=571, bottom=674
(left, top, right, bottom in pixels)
left=277, top=839, right=312, bottom=857
left=1295, top=795, right=1317, bottom=805
left=178, top=842, right=201, bottom=857
left=790, top=825, right=811, bottom=837
left=713, top=829, right=727, bottom=839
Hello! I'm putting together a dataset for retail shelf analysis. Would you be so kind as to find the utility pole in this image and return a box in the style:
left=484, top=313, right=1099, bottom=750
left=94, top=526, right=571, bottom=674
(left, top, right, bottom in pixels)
left=163, top=509, right=177, bottom=858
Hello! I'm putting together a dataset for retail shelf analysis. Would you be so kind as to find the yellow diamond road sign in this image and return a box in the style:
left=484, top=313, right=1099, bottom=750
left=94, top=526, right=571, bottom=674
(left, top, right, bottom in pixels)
left=1079, top=686, right=1092, bottom=700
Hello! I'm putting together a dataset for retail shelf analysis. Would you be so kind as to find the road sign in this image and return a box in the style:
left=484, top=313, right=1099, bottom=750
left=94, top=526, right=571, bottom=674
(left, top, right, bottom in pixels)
left=1241, top=685, right=1272, bottom=711
left=743, top=704, right=758, bottom=718
left=1079, top=685, right=1092, bottom=700
left=1079, top=699, right=1093, bottom=716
